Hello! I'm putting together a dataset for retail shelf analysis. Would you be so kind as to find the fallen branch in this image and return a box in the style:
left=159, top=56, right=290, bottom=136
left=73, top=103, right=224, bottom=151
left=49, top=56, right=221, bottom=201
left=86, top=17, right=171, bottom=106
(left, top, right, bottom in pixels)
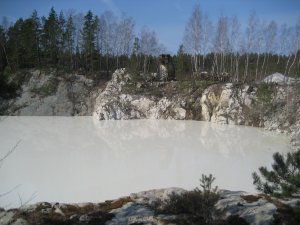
left=0, top=184, right=21, bottom=198
left=0, top=139, right=22, bottom=169
left=18, top=191, right=38, bottom=208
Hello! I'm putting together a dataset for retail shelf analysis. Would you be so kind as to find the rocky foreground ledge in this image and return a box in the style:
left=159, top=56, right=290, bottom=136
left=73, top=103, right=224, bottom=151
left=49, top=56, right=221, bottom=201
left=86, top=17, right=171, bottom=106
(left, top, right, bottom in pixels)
left=1, top=188, right=299, bottom=225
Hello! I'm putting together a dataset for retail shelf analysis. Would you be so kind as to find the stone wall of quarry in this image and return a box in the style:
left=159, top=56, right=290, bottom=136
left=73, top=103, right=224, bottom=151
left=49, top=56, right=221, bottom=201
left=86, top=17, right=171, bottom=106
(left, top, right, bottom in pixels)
left=93, top=69, right=300, bottom=150
left=1, top=68, right=299, bottom=149
left=1, top=69, right=300, bottom=224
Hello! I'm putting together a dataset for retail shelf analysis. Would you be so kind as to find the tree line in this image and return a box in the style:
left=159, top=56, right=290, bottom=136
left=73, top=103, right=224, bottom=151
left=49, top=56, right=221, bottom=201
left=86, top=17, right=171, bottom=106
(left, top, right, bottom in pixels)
left=181, top=5, right=300, bottom=82
left=0, top=7, right=163, bottom=79
left=0, top=5, right=299, bottom=83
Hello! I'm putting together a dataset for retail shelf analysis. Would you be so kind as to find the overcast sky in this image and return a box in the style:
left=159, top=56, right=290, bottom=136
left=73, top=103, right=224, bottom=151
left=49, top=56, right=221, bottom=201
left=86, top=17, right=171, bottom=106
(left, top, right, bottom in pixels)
left=1, top=0, right=299, bottom=53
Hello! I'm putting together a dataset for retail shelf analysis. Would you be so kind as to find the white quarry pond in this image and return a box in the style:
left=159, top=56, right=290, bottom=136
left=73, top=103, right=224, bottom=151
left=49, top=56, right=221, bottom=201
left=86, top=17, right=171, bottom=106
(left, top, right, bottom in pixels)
left=0, top=117, right=291, bottom=209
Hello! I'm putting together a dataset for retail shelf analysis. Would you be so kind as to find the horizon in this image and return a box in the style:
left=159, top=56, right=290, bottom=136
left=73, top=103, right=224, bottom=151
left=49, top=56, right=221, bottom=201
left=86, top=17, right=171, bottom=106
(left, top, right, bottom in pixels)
left=1, top=0, right=300, bottom=54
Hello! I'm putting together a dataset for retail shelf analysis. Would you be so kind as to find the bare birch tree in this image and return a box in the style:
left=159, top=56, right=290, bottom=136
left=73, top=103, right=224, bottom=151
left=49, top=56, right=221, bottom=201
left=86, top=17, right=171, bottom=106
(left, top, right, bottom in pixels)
left=229, top=16, right=240, bottom=82
left=201, top=13, right=212, bottom=71
left=277, top=24, right=288, bottom=66
left=262, top=21, right=277, bottom=76
left=244, top=11, right=258, bottom=82
left=287, top=18, right=300, bottom=76
left=139, top=27, right=159, bottom=74
left=213, top=15, right=229, bottom=80
left=183, top=4, right=202, bottom=75
left=100, top=11, right=118, bottom=75
left=254, top=20, right=264, bottom=80
left=116, top=15, right=135, bottom=67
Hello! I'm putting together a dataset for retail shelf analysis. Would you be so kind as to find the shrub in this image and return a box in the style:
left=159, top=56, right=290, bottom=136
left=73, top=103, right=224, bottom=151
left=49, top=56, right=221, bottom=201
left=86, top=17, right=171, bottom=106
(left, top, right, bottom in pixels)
left=155, top=174, right=221, bottom=224
left=2, top=66, right=12, bottom=80
left=272, top=201, right=300, bottom=225
left=30, top=77, right=58, bottom=97
left=0, top=68, right=20, bottom=99
left=252, top=150, right=300, bottom=197
left=256, top=83, right=275, bottom=106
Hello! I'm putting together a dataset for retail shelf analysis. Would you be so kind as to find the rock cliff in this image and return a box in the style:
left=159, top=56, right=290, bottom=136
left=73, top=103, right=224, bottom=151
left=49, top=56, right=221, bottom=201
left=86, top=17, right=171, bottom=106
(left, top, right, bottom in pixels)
left=93, top=69, right=187, bottom=120
left=93, top=69, right=300, bottom=149
left=1, top=68, right=299, bottom=148
left=3, top=69, right=299, bottom=143
left=1, top=70, right=102, bottom=116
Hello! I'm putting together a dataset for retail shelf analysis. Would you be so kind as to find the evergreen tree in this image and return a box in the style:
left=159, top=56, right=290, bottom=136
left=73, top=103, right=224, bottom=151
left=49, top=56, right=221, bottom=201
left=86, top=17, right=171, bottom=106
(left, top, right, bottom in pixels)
left=42, top=7, right=60, bottom=65
left=133, top=37, right=140, bottom=56
left=130, top=37, right=141, bottom=74
left=0, top=26, right=8, bottom=71
left=58, top=11, right=66, bottom=67
left=94, top=15, right=102, bottom=71
left=252, top=150, right=300, bottom=197
left=65, top=14, right=75, bottom=70
left=20, top=18, right=37, bottom=67
left=31, top=10, right=41, bottom=66
left=6, top=18, right=23, bottom=69
left=6, top=17, right=39, bottom=69
left=81, top=10, right=96, bottom=71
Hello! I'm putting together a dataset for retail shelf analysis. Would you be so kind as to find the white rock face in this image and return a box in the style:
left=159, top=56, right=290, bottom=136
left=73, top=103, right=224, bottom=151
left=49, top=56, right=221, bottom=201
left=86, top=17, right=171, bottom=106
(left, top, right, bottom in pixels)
left=92, top=69, right=300, bottom=151
left=200, top=83, right=257, bottom=125
left=93, top=69, right=186, bottom=120
left=2, top=69, right=299, bottom=149
left=262, top=72, right=296, bottom=85
left=7, top=70, right=96, bottom=116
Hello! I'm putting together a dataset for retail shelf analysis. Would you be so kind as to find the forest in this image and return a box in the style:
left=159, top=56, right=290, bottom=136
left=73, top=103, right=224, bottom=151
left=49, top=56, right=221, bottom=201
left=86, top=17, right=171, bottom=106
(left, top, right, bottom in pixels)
left=0, top=5, right=299, bottom=86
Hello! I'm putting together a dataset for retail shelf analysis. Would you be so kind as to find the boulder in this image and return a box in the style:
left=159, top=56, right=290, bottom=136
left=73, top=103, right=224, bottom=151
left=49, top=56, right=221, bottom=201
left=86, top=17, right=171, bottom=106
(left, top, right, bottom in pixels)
left=262, top=73, right=296, bottom=85
left=0, top=211, right=15, bottom=225
left=216, top=190, right=277, bottom=225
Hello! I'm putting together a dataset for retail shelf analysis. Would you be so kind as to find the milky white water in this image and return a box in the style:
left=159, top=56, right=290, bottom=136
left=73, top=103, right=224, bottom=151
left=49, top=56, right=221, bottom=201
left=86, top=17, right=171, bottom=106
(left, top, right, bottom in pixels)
left=0, top=117, right=291, bottom=209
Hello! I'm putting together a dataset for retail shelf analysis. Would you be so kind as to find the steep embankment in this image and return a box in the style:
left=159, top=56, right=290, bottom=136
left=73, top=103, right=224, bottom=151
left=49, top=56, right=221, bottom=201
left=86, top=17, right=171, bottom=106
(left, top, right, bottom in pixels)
left=93, top=69, right=300, bottom=150
left=1, top=69, right=299, bottom=149
left=0, top=70, right=103, bottom=116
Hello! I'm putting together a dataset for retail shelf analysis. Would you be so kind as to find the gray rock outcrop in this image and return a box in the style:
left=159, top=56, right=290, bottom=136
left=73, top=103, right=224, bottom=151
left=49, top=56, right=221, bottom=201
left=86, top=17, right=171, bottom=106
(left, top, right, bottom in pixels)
left=1, top=188, right=298, bottom=225
left=3, top=70, right=99, bottom=116
left=3, top=69, right=299, bottom=147
left=93, top=69, right=186, bottom=120
left=199, top=82, right=300, bottom=149
left=93, top=69, right=300, bottom=149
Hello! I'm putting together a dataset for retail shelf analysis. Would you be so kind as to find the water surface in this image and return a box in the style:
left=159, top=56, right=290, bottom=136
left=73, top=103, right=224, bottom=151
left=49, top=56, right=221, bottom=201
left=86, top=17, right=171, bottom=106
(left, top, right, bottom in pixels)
left=0, top=117, right=291, bottom=208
